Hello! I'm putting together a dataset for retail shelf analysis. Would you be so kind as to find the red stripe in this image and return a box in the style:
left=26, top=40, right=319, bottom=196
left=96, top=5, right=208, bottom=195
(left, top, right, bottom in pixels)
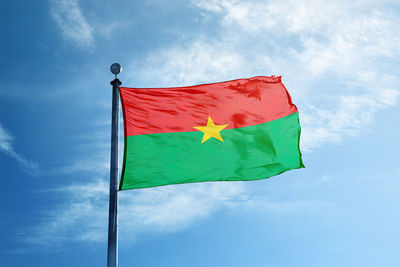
left=120, top=76, right=298, bottom=136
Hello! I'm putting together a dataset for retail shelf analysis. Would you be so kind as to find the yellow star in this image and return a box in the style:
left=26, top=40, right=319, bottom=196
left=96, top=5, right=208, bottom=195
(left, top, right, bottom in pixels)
left=193, top=116, right=229, bottom=143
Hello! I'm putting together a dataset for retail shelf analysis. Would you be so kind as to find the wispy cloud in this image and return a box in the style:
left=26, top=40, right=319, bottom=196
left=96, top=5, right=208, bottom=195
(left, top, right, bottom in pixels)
left=50, top=0, right=94, bottom=47
left=25, top=179, right=245, bottom=246
left=0, top=122, right=39, bottom=176
left=301, top=89, right=399, bottom=150
left=25, top=179, right=108, bottom=246
left=0, top=123, right=13, bottom=152
left=129, top=40, right=248, bottom=87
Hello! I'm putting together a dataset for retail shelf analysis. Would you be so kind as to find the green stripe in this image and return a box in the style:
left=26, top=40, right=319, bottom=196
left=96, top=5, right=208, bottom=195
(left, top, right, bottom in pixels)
left=120, top=112, right=303, bottom=190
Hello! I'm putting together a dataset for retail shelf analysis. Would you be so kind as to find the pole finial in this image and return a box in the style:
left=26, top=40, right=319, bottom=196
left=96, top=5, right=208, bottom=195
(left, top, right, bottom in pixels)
left=110, top=63, right=122, bottom=78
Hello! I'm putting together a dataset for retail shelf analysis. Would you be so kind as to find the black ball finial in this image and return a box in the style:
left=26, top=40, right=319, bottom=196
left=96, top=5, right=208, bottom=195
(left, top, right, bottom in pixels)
left=110, top=63, right=122, bottom=76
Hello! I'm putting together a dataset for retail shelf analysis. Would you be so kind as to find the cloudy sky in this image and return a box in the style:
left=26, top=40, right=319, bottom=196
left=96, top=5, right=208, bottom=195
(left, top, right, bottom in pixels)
left=1, top=0, right=400, bottom=266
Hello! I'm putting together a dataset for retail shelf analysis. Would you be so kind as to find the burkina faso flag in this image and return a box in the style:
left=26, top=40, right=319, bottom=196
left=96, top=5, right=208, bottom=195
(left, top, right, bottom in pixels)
left=119, top=76, right=303, bottom=190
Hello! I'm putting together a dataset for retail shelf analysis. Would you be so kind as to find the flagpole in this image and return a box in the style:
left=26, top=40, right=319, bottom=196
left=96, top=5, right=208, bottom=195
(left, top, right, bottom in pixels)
left=108, top=63, right=122, bottom=267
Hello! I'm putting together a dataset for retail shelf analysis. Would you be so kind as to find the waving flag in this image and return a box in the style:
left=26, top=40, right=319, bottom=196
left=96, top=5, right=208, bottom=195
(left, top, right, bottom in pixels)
left=119, top=76, right=303, bottom=190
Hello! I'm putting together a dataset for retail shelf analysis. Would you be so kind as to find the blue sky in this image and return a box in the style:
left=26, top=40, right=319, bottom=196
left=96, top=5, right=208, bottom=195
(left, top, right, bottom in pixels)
left=1, top=0, right=400, bottom=266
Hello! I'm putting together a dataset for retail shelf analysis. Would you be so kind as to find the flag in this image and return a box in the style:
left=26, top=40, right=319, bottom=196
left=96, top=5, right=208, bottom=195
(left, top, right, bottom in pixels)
left=119, top=76, right=303, bottom=190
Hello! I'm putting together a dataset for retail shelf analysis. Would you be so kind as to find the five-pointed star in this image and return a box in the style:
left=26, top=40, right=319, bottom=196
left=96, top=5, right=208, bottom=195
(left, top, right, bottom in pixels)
left=193, top=116, right=229, bottom=143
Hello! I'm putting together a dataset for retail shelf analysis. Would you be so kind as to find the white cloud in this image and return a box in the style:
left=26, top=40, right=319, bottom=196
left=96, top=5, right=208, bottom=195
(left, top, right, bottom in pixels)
left=0, top=123, right=13, bottom=152
left=120, top=181, right=244, bottom=233
left=128, top=40, right=248, bottom=87
left=25, top=180, right=108, bottom=245
left=193, top=0, right=346, bottom=34
left=26, top=179, right=244, bottom=245
left=50, top=0, right=94, bottom=47
left=301, top=89, right=399, bottom=150
left=58, top=159, right=109, bottom=175
left=0, top=123, right=39, bottom=176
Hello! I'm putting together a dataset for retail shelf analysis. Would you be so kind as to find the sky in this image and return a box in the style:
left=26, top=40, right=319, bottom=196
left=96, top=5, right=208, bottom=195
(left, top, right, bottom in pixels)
left=1, top=0, right=400, bottom=266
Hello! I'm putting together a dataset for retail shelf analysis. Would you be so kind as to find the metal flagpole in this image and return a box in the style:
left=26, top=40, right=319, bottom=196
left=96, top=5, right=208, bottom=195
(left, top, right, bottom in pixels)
left=108, top=63, right=122, bottom=267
